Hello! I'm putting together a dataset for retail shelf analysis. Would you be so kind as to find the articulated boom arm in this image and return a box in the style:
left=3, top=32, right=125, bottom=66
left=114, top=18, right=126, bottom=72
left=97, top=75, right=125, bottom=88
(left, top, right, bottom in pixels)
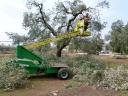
left=16, top=31, right=91, bottom=62
left=23, top=31, right=91, bottom=49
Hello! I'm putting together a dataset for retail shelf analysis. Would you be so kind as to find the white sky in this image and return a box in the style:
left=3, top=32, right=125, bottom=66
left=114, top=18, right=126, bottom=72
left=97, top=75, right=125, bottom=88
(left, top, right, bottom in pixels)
left=0, top=0, right=27, bottom=45
left=0, top=0, right=128, bottom=45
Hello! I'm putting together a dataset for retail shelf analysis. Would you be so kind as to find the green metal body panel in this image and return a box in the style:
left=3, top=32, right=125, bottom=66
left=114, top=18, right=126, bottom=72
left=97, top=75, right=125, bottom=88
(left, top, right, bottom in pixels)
left=16, top=46, right=43, bottom=63
left=15, top=59, right=42, bottom=75
left=14, top=45, right=59, bottom=75
left=15, top=58, right=58, bottom=75
left=45, top=67, right=58, bottom=74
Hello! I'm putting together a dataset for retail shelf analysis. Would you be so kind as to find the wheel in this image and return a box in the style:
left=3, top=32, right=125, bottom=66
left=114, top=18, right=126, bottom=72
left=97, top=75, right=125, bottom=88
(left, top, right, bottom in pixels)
left=57, top=68, right=71, bottom=80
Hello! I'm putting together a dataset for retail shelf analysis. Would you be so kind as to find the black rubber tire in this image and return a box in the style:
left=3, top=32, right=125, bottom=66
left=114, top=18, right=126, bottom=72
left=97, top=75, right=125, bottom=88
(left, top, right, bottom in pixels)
left=57, top=68, right=71, bottom=80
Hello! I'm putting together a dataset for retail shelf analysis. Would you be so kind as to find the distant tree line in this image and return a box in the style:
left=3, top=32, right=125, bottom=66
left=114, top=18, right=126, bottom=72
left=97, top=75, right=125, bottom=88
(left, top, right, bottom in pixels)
left=0, top=44, right=15, bottom=52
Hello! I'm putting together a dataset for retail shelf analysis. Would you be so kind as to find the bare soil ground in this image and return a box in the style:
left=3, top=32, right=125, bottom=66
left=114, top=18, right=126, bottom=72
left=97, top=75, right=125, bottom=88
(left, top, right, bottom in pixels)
left=0, top=77, right=119, bottom=96
left=0, top=77, right=70, bottom=96
left=55, top=86, right=119, bottom=96
left=0, top=54, right=127, bottom=96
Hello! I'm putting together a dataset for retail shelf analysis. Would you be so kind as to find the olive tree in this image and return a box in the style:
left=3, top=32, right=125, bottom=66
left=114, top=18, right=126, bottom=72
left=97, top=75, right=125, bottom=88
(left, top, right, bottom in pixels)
left=23, top=0, right=109, bottom=57
left=106, top=20, right=128, bottom=54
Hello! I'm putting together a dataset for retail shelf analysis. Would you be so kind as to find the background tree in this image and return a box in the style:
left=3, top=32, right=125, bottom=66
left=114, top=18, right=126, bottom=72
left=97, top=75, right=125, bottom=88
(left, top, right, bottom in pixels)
left=6, top=32, right=28, bottom=45
left=106, top=20, right=128, bottom=54
left=6, top=32, right=50, bottom=54
left=0, top=44, right=14, bottom=52
left=22, top=0, right=108, bottom=57
left=70, top=35, right=104, bottom=54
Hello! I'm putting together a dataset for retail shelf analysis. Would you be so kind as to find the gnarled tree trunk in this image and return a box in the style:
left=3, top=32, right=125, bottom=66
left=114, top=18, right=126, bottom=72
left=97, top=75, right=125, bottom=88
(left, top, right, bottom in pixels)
left=56, top=48, right=63, bottom=57
left=56, top=39, right=70, bottom=57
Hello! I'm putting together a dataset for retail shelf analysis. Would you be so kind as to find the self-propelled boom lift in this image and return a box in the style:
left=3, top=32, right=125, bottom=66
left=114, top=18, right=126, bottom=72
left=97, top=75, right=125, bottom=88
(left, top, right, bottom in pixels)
left=11, top=17, right=91, bottom=80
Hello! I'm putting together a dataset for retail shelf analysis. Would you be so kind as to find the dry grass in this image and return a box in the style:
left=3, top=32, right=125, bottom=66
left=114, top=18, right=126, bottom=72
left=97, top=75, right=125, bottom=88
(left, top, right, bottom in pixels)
left=94, top=55, right=128, bottom=65
left=0, top=54, right=15, bottom=59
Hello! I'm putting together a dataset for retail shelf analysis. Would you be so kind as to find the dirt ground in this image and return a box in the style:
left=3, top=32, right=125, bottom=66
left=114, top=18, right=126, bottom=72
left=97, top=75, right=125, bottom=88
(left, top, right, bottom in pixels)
left=56, top=86, right=119, bottom=96
left=0, top=77, right=69, bottom=96
left=0, top=77, right=119, bottom=96
left=0, top=54, right=127, bottom=96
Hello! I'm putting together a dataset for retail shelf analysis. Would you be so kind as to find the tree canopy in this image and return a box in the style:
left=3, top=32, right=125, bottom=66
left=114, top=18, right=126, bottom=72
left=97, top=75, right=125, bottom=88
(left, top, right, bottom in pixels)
left=106, top=20, right=128, bottom=54
left=23, top=0, right=108, bottom=56
left=7, top=0, right=109, bottom=57
left=6, top=32, right=28, bottom=45
left=70, top=35, right=104, bottom=54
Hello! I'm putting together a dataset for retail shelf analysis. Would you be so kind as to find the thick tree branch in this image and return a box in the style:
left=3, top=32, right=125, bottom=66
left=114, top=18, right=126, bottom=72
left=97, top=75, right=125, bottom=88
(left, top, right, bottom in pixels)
left=67, top=16, right=76, bottom=32
left=66, top=8, right=85, bottom=32
left=58, top=7, right=88, bottom=54
left=36, top=3, right=57, bottom=36
left=60, top=8, right=89, bottom=53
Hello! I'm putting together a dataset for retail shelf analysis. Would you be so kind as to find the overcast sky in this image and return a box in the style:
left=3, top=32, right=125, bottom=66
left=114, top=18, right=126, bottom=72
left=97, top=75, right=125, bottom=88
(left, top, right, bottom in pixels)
left=0, top=0, right=128, bottom=45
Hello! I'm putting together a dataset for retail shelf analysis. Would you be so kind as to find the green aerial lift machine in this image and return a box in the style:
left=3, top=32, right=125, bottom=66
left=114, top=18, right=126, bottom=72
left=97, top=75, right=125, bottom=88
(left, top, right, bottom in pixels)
left=9, top=19, right=91, bottom=79
left=16, top=45, right=64, bottom=78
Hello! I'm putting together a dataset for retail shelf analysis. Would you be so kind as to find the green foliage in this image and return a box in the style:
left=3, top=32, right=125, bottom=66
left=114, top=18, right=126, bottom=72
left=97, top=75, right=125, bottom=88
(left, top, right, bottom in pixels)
left=70, top=36, right=104, bottom=54
left=45, top=54, right=75, bottom=67
left=43, top=55, right=128, bottom=91
left=6, top=32, right=28, bottom=45
left=65, top=81, right=81, bottom=89
left=119, top=91, right=128, bottom=96
left=23, top=12, right=51, bottom=41
left=71, top=58, right=128, bottom=90
left=0, top=58, right=28, bottom=91
left=106, top=20, right=128, bottom=54
left=64, top=56, right=106, bottom=88
left=72, top=60, right=105, bottom=81
left=102, top=66, right=128, bottom=90
left=44, top=54, right=61, bottom=63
